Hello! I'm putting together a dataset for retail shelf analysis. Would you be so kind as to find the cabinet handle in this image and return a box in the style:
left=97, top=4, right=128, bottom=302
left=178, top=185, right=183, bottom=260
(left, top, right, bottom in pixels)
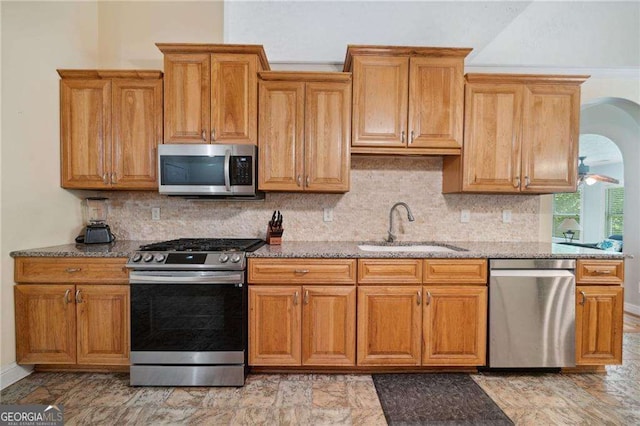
left=102, top=173, right=108, bottom=184
left=513, top=176, right=520, bottom=188
left=297, top=175, right=302, bottom=187
left=595, top=270, right=612, bottom=275
left=294, top=269, right=310, bottom=274
left=111, top=172, right=117, bottom=184
left=294, top=291, right=299, bottom=306
left=75, top=289, right=83, bottom=304
left=65, top=268, right=81, bottom=273
left=306, top=176, right=310, bottom=186
left=304, top=290, right=309, bottom=305
left=401, top=131, right=405, bottom=143
left=410, top=130, right=415, bottom=144
left=64, top=289, right=71, bottom=304
left=201, top=129, right=207, bottom=142
left=580, top=291, right=587, bottom=306
left=417, top=290, right=422, bottom=306
left=426, top=291, right=432, bottom=305
left=524, top=176, right=530, bottom=188
left=211, top=129, right=216, bottom=141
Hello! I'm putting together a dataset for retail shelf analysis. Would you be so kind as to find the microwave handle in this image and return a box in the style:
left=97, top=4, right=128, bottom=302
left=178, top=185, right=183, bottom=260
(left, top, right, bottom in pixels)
left=224, top=149, right=231, bottom=192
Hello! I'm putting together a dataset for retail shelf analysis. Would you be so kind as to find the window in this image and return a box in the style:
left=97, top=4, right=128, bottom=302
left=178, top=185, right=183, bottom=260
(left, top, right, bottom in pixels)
left=605, top=186, right=624, bottom=236
left=553, top=189, right=582, bottom=239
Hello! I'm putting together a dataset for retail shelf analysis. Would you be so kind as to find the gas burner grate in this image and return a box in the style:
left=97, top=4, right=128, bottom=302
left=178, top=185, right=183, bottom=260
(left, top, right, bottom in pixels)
left=139, top=238, right=265, bottom=252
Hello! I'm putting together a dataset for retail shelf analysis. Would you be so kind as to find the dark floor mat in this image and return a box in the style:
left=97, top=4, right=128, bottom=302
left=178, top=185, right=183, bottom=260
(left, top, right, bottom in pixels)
left=372, top=373, right=513, bottom=425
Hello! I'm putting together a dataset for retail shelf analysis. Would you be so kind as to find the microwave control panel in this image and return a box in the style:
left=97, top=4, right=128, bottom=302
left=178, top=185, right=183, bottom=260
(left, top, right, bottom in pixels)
left=230, top=156, right=253, bottom=186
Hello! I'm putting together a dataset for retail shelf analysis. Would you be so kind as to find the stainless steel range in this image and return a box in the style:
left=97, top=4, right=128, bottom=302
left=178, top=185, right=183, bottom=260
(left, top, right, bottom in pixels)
left=126, top=238, right=265, bottom=386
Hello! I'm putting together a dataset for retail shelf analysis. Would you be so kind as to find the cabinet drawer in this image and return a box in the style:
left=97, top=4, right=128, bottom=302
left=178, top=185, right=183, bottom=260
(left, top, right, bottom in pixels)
left=248, top=259, right=356, bottom=284
left=15, top=257, right=129, bottom=284
left=357, top=259, right=423, bottom=284
left=576, top=259, right=624, bottom=285
left=423, top=259, right=487, bottom=284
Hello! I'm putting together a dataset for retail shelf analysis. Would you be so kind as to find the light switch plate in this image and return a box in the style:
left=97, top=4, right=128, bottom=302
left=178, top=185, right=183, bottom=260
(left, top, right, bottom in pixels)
left=502, top=210, right=512, bottom=223
left=460, top=209, right=470, bottom=223
left=151, top=207, right=160, bottom=220
left=323, top=207, right=334, bottom=222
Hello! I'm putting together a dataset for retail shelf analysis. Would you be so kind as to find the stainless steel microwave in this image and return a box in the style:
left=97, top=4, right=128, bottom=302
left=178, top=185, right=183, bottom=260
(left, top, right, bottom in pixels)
left=158, top=144, right=257, bottom=197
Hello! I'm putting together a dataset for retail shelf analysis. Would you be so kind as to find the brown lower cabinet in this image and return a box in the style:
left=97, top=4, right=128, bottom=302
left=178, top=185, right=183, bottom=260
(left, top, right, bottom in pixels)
left=14, top=257, right=130, bottom=367
left=249, top=285, right=356, bottom=366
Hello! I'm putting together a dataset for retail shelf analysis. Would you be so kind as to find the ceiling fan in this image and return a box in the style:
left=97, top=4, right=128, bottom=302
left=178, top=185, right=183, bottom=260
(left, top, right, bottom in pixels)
left=578, top=156, right=620, bottom=186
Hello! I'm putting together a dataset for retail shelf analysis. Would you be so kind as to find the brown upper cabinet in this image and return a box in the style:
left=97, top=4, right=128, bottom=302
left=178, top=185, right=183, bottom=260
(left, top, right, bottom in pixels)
left=258, top=72, right=351, bottom=193
left=443, top=74, right=589, bottom=194
left=344, top=45, right=471, bottom=155
left=59, top=70, right=163, bottom=190
left=157, top=44, right=270, bottom=145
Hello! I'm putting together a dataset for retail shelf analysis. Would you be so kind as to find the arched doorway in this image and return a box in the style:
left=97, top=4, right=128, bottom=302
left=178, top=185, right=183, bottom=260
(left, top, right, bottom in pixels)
left=580, top=97, right=640, bottom=313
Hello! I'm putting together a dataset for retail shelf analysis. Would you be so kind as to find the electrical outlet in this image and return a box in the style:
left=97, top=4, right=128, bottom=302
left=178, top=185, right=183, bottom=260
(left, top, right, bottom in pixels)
left=502, top=210, right=512, bottom=223
left=638, top=281, right=640, bottom=294
left=151, top=207, right=160, bottom=220
left=323, top=207, right=334, bottom=222
left=460, top=209, right=470, bottom=223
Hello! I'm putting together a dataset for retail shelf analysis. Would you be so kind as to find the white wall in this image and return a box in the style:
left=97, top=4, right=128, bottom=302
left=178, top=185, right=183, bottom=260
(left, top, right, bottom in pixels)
left=0, top=0, right=225, bottom=379
left=1, top=1, right=99, bottom=380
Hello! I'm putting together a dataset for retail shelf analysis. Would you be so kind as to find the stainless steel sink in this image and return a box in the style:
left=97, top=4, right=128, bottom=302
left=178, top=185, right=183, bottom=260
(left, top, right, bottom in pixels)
left=357, top=243, right=466, bottom=253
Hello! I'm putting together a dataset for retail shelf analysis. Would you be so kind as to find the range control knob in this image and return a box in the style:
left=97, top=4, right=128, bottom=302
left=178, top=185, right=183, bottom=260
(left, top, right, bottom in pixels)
left=230, top=254, right=242, bottom=263
left=219, top=254, right=229, bottom=263
left=132, top=253, right=142, bottom=262
left=143, top=254, right=154, bottom=262
left=155, top=254, right=166, bottom=262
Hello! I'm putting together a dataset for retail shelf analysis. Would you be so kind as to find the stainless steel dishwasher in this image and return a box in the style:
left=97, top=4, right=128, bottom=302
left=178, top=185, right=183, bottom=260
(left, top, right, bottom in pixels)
left=489, top=259, right=576, bottom=368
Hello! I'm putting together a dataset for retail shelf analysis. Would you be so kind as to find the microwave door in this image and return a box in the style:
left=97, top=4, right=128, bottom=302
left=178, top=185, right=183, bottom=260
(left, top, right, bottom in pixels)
left=159, top=154, right=230, bottom=195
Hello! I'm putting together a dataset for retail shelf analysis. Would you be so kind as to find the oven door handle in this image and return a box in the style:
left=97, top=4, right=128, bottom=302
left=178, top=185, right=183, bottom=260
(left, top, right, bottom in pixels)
left=129, top=271, right=244, bottom=284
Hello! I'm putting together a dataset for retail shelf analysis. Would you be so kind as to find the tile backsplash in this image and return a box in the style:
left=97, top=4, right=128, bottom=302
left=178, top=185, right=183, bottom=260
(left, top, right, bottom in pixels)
left=105, top=156, right=540, bottom=242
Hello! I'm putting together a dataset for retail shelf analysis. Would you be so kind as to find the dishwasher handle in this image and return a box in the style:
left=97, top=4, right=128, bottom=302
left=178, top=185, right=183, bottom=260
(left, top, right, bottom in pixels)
left=490, top=269, right=575, bottom=278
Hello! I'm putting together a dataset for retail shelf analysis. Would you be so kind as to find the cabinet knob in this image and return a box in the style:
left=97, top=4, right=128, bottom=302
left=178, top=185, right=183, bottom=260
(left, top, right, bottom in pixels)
left=211, top=129, right=216, bottom=141
left=297, top=175, right=302, bottom=187
left=64, top=289, right=72, bottom=304
left=426, top=291, right=432, bottom=305
left=417, top=290, right=422, bottom=306
left=524, top=176, right=531, bottom=188
left=102, top=174, right=108, bottom=184
left=401, top=131, right=405, bottom=143
left=306, top=176, right=310, bottom=186
left=65, top=268, right=81, bottom=273
left=513, top=176, right=521, bottom=188
left=111, top=172, right=117, bottom=184
left=304, top=290, right=309, bottom=305
left=410, top=130, right=415, bottom=144
left=294, top=291, right=299, bottom=306
left=294, top=269, right=310, bottom=274
left=75, top=289, right=83, bottom=304
left=201, top=130, right=207, bottom=142
left=579, top=291, right=587, bottom=306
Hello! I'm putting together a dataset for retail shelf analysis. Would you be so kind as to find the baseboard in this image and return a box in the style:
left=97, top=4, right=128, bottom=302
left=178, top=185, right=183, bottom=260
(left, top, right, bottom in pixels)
left=0, top=363, right=33, bottom=390
left=625, top=302, right=640, bottom=316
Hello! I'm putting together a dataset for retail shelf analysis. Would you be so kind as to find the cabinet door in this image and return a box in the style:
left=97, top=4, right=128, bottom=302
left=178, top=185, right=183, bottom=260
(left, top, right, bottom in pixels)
left=249, top=286, right=302, bottom=366
left=462, top=83, right=523, bottom=192
left=304, top=81, right=351, bottom=192
left=15, top=285, right=76, bottom=364
left=163, top=53, right=210, bottom=143
left=357, top=286, right=422, bottom=366
left=211, top=54, right=258, bottom=144
left=302, top=286, right=356, bottom=366
left=422, top=286, right=487, bottom=366
left=521, top=84, right=580, bottom=193
left=76, top=285, right=130, bottom=365
left=60, top=79, right=111, bottom=189
left=408, top=57, right=464, bottom=149
left=352, top=56, right=408, bottom=147
left=258, top=81, right=305, bottom=191
left=576, top=286, right=623, bottom=365
left=111, top=79, right=162, bottom=189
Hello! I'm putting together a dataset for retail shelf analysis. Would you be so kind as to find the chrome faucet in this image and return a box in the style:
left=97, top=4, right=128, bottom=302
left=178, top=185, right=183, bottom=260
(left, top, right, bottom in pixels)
left=387, top=202, right=415, bottom=242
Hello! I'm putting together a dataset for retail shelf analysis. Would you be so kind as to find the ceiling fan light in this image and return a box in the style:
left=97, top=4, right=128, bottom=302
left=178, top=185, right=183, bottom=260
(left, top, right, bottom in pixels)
left=585, top=176, right=597, bottom=185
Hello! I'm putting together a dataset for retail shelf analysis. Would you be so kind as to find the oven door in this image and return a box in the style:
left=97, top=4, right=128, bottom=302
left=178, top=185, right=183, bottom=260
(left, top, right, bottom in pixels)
left=130, top=270, right=246, bottom=365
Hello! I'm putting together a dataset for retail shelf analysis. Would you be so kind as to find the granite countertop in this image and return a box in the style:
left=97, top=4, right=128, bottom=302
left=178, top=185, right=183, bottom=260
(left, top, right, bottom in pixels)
left=10, top=240, right=627, bottom=260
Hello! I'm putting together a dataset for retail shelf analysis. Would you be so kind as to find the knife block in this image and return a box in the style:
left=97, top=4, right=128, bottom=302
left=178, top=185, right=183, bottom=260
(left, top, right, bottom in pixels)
left=266, top=225, right=283, bottom=245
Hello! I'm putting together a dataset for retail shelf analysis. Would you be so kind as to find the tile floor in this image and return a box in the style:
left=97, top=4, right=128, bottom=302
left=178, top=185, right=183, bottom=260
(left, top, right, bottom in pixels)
left=2, top=316, right=640, bottom=425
